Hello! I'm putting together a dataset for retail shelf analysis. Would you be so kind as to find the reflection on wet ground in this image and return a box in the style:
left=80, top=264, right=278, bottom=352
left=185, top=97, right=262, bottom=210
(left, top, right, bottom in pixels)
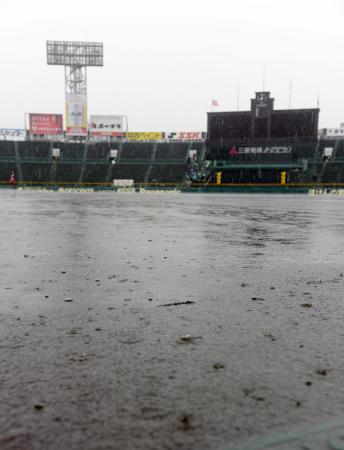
left=1, top=191, right=344, bottom=450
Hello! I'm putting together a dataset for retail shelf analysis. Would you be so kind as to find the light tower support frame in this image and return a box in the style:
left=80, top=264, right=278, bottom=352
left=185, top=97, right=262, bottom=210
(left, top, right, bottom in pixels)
left=47, top=41, right=103, bottom=137
left=64, top=65, right=87, bottom=96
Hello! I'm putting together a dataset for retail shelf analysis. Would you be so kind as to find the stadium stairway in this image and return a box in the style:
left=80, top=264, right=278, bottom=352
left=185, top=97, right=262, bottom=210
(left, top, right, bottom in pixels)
left=331, top=140, right=340, bottom=159
left=14, top=142, right=23, bottom=182
left=78, top=142, right=89, bottom=183
left=105, top=162, right=113, bottom=183
left=313, top=140, right=321, bottom=160
left=198, top=142, right=207, bottom=164
left=316, top=158, right=329, bottom=183
left=144, top=142, right=158, bottom=183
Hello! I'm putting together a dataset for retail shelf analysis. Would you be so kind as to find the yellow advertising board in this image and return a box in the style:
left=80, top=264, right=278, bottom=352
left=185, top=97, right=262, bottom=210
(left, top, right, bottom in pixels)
left=216, top=172, right=222, bottom=185
left=127, top=132, right=163, bottom=141
left=280, top=171, right=287, bottom=185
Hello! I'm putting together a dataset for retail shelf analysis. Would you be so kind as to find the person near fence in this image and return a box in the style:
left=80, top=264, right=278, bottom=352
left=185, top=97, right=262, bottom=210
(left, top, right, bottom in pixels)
left=9, top=171, right=15, bottom=188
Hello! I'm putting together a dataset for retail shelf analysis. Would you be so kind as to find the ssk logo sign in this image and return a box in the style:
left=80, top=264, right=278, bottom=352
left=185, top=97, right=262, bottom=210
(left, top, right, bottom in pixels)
left=166, top=132, right=203, bottom=140
left=238, top=146, right=292, bottom=154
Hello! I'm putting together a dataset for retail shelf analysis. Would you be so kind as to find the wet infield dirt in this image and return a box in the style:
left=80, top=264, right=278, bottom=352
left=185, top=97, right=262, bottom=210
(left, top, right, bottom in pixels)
left=1, top=190, right=344, bottom=450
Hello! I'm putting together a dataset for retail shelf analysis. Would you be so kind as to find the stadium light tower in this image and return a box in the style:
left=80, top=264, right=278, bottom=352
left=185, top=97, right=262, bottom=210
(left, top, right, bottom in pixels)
left=47, top=41, right=103, bottom=136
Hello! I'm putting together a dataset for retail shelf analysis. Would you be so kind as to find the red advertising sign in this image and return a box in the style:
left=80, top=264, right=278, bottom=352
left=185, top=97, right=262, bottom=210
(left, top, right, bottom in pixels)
left=29, top=114, right=63, bottom=135
left=177, top=132, right=202, bottom=140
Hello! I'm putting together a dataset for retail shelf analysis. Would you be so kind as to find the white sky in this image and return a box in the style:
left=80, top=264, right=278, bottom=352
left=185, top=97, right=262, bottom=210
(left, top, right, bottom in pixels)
left=1, top=0, right=343, bottom=130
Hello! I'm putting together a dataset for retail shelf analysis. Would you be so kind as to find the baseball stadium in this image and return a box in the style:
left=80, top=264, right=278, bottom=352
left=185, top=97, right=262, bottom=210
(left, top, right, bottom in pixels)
left=0, top=41, right=344, bottom=194
left=2, top=40, right=344, bottom=450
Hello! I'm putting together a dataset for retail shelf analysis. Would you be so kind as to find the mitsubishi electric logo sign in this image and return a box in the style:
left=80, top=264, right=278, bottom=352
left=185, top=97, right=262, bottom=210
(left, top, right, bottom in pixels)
left=238, top=146, right=292, bottom=154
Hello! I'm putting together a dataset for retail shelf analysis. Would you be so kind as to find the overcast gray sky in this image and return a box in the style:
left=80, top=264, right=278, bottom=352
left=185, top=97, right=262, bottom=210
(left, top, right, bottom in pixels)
left=1, top=0, right=343, bottom=130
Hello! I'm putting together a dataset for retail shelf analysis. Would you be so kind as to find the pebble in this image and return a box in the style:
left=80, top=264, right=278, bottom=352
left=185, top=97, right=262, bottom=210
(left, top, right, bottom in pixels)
left=213, top=363, right=225, bottom=370
left=180, top=335, right=193, bottom=342
left=180, top=415, right=191, bottom=430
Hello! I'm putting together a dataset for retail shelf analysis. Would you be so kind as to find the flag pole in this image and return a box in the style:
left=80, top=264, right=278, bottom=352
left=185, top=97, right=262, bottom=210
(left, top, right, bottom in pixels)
left=237, top=83, right=240, bottom=111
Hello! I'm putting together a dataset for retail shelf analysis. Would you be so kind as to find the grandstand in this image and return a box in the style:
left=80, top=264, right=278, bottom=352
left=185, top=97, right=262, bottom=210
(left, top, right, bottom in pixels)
left=1, top=137, right=344, bottom=189
left=198, top=91, right=344, bottom=188
left=0, top=140, right=203, bottom=187
left=1, top=90, right=344, bottom=191
left=201, top=136, right=344, bottom=186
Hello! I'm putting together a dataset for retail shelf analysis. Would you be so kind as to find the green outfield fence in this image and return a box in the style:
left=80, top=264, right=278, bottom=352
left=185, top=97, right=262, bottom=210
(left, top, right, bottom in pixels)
left=2, top=180, right=344, bottom=194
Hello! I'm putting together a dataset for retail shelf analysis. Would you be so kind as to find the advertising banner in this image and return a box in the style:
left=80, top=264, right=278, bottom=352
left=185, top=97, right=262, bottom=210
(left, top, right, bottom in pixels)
left=110, top=149, right=119, bottom=159
left=113, top=179, right=134, bottom=187
left=52, top=148, right=60, bottom=158
left=65, top=93, right=87, bottom=136
left=238, top=146, right=292, bottom=154
left=127, top=132, right=163, bottom=141
left=126, top=132, right=205, bottom=141
left=29, top=114, right=63, bottom=135
left=188, top=150, right=197, bottom=160
left=0, top=128, right=25, bottom=140
left=164, top=132, right=205, bottom=141
left=89, top=115, right=124, bottom=137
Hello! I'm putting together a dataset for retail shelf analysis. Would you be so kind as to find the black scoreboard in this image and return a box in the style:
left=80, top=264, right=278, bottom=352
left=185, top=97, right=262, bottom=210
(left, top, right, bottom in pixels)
left=208, top=92, right=319, bottom=145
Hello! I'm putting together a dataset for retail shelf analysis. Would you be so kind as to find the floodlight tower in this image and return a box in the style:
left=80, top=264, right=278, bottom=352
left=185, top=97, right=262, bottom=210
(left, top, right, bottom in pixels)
left=47, top=41, right=103, bottom=136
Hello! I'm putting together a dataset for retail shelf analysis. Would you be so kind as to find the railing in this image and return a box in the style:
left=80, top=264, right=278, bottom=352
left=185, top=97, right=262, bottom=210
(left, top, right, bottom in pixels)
left=2, top=180, right=344, bottom=189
